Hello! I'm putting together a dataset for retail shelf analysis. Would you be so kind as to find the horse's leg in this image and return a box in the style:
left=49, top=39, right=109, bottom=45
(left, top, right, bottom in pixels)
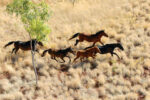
left=92, top=55, right=95, bottom=59
left=61, top=57, right=65, bottom=63
left=75, top=39, right=79, bottom=46
left=113, top=52, right=120, bottom=60
left=58, top=56, right=65, bottom=63
left=51, top=55, right=56, bottom=61
left=15, top=48, right=19, bottom=54
left=51, top=54, right=56, bottom=60
left=111, top=52, right=120, bottom=59
left=94, top=52, right=97, bottom=57
left=80, top=58, right=82, bottom=62
left=51, top=56, right=54, bottom=59
left=65, top=56, right=71, bottom=63
left=54, top=57, right=59, bottom=62
left=111, top=52, right=113, bottom=56
left=11, top=48, right=16, bottom=54
left=80, top=57, right=84, bottom=62
left=73, top=56, right=79, bottom=63
left=92, top=42, right=96, bottom=46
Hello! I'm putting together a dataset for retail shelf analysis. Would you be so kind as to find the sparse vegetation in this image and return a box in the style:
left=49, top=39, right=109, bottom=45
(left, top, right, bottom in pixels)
left=0, top=0, right=150, bottom=100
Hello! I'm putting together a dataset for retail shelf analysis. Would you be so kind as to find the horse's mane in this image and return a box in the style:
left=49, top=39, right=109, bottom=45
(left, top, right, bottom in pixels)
left=95, top=30, right=104, bottom=35
left=57, top=47, right=71, bottom=53
left=66, top=47, right=71, bottom=50
left=91, top=30, right=104, bottom=36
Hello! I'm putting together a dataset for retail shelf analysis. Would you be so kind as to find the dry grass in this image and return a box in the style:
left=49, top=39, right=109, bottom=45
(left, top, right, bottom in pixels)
left=0, top=0, right=150, bottom=100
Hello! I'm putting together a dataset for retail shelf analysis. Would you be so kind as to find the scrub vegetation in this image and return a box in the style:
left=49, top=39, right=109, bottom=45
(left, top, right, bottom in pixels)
left=0, top=0, right=150, bottom=100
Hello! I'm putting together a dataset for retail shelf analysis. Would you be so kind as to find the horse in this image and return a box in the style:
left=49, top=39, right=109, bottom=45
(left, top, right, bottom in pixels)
left=69, top=30, right=108, bottom=46
left=4, top=39, right=43, bottom=54
left=73, top=46, right=101, bottom=62
left=97, top=43, right=124, bottom=59
left=41, top=47, right=74, bottom=63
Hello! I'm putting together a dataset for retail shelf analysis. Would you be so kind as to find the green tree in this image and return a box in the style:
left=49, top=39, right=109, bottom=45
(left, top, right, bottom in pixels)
left=7, top=0, right=51, bottom=85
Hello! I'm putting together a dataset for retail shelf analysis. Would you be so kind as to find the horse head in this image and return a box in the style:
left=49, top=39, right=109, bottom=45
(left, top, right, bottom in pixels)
left=101, top=30, right=108, bottom=37
left=117, top=43, right=124, bottom=51
left=48, top=48, right=53, bottom=52
left=31, top=39, right=43, bottom=46
left=37, top=41, right=44, bottom=46
left=95, top=30, right=108, bottom=37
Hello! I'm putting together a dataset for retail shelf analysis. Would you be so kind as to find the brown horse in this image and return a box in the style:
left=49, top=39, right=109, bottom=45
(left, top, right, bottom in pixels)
left=41, top=47, right=74, bottom=63
left=73, top=46, right=101, bottom=62
left=69, top=30, right=108, bottom=46
left=4, top=39, right=43, bottom=54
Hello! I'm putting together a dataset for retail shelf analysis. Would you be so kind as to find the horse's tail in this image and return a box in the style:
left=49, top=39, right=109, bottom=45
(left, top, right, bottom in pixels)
left=69, top=33, right=80, bottom=40
left=4, top=41, right=16, bottom=48
left=41, top=49, right=49, bottom=57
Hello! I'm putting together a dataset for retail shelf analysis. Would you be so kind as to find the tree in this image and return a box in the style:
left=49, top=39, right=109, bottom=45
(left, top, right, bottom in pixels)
left=6, top=0, right=51, bottom=85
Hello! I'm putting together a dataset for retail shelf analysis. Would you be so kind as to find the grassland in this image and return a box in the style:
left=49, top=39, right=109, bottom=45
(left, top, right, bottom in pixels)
left=0, top=0, right=150, bottom=100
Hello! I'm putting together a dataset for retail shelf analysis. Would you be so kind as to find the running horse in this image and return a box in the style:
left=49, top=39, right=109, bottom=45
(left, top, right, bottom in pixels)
left=73, top=46, right=101, bottom=62
left=4, top=39, right=43, bottom=54
left=41, top=47, right=74, bottom=63
left=69, top=30, right=108, bottom=46
left=97, top=43, right=124, bottom=59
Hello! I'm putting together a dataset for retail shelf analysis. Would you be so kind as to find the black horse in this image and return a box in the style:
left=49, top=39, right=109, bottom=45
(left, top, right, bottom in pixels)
left=41, top=47, right=74, bottom=63
left=97, top=43, right=124, bottom=59
left=4, top=39, right=43, bottom=54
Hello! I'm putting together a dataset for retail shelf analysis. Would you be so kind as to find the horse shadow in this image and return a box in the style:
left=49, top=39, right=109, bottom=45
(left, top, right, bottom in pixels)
left=72, top=59, right=98, bottom=70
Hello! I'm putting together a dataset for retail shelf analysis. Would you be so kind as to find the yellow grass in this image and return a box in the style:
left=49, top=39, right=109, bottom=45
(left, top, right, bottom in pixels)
left=0, top=0, right=150, bottom=99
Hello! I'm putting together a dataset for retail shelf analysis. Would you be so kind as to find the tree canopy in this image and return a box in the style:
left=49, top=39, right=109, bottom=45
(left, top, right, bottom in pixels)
left=7, top=0, right=51, bottom=42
